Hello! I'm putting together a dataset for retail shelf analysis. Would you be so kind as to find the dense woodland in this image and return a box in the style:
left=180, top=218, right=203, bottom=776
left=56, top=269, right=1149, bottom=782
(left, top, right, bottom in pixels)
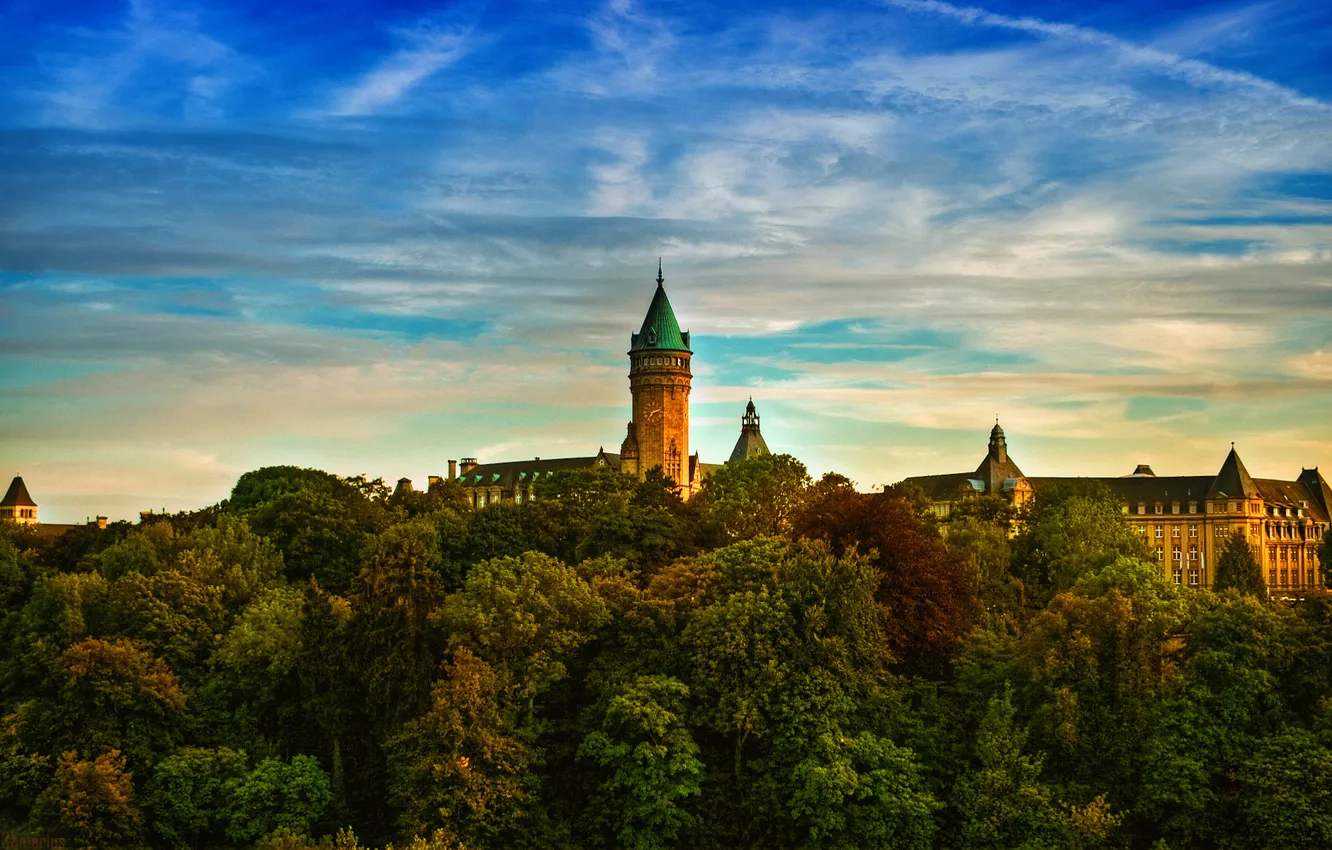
left=3, top=455, right=1332, bottom=849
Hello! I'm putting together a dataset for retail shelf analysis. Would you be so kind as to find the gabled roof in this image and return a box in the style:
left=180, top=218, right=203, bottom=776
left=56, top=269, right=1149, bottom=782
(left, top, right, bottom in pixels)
left=973, top=453, right=1024, bottom=496
left=630, top=265, right=690, bottom=353
left=1, top=476, right=36, bottom=508
left=1207, top=447, right=1259, bottom=499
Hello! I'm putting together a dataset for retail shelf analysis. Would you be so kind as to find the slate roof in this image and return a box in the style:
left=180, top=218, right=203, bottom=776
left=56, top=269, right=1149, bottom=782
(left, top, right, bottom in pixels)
left=974, top=453, right=1024, bottom=495
left=457, top=453, right=621, bottom=490
left=1025, top=475, right=1216, bottom=506
left=1, top=476, right=36, bottom=507
left=1207, top=447, right=1259, bottom=499
left=728, top=399, right=770, bottom=463
left=1296, top=468, right=1332, bottom=518
left=630, top=265, right=691, bottom=353
left=901, top=444, right=1331, bottom=524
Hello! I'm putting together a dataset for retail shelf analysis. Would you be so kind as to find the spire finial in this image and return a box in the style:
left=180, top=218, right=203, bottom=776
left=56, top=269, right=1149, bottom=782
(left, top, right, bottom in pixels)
left=657, top=258, right=664, bottom=286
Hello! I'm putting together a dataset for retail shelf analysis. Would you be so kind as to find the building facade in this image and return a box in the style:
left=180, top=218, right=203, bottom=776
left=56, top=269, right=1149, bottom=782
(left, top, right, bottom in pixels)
left=448, top=265, right=762, bottom=507
left=904, top=425, right=1330, bottom=595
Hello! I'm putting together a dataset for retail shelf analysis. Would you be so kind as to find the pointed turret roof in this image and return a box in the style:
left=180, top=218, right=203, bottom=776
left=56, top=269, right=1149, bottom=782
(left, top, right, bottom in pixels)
left=1207, top=445, right=1259, bottom=499
left=729, top=398, right=770, bottom=462
left=1, top=475, right=36, bottom=508
left=630, top=262, right=691, bottom=353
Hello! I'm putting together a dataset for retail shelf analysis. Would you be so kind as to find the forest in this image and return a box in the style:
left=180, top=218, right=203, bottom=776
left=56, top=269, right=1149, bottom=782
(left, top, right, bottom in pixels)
left=2, top=454, right=1331, bottom=850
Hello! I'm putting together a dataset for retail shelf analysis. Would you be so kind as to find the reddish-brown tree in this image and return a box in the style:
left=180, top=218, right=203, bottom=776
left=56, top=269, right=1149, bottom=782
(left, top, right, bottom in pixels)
left=793, top=474, right=976, bottom=674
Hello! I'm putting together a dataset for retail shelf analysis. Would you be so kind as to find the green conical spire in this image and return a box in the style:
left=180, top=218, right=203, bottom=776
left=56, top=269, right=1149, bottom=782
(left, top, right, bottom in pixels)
left=630, top=261, right=691, bottom=352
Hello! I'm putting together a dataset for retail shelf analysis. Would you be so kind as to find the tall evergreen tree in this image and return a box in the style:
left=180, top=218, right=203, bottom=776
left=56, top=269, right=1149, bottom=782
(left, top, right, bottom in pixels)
left=1214, top=534, right=1267, bottom=598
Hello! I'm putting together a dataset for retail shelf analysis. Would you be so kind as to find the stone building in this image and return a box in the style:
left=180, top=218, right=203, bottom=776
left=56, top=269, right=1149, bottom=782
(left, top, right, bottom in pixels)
left=448, top=264, right=759, bottom=507
left=903, top=425, right=1330, bottom=594
left=1, top=475, right=38, bottom=525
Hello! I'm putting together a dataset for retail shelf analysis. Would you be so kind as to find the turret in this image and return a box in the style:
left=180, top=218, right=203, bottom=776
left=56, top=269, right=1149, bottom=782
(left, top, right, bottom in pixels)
left=0, top=475, right=37, bottom=525
left=988, top=421, right=1008, bottom=464
left=625, top=262, right=693, bottom=488
left=729, top=398, right=770, bottom=462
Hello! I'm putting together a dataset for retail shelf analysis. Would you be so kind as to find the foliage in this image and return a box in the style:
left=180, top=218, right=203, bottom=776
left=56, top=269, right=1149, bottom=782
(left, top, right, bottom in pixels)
left=1213, top=533, right=1267, bottom=598
left=1012, top=481, right=1150, bottom=594
left=692, top=453, right=810, bottom=544
left=2, top=462, right=1331, bottom=850
left=31, top=749, right=142, bottom=849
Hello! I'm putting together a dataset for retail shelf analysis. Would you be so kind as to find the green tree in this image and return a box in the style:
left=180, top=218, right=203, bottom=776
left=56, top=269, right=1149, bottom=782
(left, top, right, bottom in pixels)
left=1322, top=529, right=1332, bottom=589
left=1214, top=533, right=1267, bottom=598
left=577, top=675, right=703, bottom=850
left=144, top=746, right=248, bottom=849
left=1234, top=713, right=1332, bottom=849
left=348, top=521, right=445, bottom=732
left=1012, top=481, right=1149, bottom=594
left=437, top=551, right=610, bottom=710
left=221, top=755, right=333, bottom=844
left=692, top=454, right=810, bottom=544
left=952, top=687, right=1066, bottom=850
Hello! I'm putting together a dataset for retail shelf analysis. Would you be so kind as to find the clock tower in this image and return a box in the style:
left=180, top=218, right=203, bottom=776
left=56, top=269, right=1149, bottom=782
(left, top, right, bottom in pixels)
left=620, top=262, right=694, bottom=490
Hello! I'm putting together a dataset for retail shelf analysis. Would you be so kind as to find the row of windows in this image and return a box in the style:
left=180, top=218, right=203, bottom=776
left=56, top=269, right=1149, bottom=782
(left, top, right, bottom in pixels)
left=639, top=356, right=687, bottom=368
left=0, top=507, right=35, bottom=519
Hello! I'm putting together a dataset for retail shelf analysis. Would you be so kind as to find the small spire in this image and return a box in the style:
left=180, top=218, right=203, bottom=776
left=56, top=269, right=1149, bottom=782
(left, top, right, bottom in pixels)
left=657, top=258, right=664, bottom=286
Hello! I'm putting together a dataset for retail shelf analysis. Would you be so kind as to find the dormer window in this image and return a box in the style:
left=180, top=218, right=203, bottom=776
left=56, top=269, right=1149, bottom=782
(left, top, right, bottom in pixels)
left=1138, top=503, right=1146, bottom=515
left=1189, top=502, right=1197, bottom=514
left=1155, top=502, right=1163, bottom=515
left=1172, top=502, right=1180, bottom=515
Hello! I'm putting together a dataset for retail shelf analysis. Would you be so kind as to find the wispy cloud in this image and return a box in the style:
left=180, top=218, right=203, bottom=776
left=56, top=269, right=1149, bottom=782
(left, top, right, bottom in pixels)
left=325, top=17, right=474, bottom=117
left=2, top=0, right=1331, bottom=518
left=885, top=0, right=1326, bottom=108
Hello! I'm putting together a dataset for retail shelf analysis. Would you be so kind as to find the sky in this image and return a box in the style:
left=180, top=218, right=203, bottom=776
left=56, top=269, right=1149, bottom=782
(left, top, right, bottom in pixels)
left=2, top=0, right=1331, bottom=522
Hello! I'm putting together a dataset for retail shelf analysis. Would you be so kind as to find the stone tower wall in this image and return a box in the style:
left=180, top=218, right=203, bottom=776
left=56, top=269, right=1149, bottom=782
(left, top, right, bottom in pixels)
left=628, top=351, right=692, bottom=485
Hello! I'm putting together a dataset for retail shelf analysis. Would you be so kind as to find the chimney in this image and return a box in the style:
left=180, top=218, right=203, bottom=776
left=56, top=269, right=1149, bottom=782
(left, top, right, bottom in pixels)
left=448, top=459, right=458, bottom=479
left=428, top=475, right=443, bottom=491
left=460, top=458, right=478, bottom=475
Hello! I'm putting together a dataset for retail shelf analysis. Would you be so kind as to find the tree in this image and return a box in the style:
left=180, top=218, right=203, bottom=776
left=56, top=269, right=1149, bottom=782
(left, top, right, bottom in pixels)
left=578, top=675, right=703, bottom=849
left=1011, top=481, right=1149, bottom=594
left=347, top=521, right=446, bottom=732
left=1235, top=716, right=1332, bottom=849
left=31, top=749, right=142, bottom=850
left=145, top=746, right=248, bottom=849
left=793, top=477, right=975, bottom=674
left=692, top=454, right=810, bottom=544
left=1322, top=529, right=1332, bottom=590
left=221, top=755, right=334, bottom=844
left=1214, top=533, right=1266, bottom=598
left=952, top=687, right=1066, bottom=850
left=387, top=648, right=534, bottom=845
left=51, top=637, right=187, bottom=771
left=437, top=551, right=610, bottom=709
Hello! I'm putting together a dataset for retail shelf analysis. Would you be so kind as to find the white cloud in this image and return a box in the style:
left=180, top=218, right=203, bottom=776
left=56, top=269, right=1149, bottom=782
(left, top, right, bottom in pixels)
left=327, top=27, right=471, bottom=116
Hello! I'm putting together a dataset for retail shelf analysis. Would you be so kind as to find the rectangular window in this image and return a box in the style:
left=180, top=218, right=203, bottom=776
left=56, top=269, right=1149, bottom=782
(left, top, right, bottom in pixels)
left=1190, top=525, right=1197, bottom=537
left=1189, top=568, right=1199, bottom=586
left=1155, top=527, right=1163, bottom=539
left=1173, top=526, right=1180, bottom=538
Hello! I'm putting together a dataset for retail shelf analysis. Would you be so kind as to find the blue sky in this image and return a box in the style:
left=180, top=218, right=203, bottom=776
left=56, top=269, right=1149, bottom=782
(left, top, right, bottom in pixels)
left=2, top=0, right=1330, bottom=521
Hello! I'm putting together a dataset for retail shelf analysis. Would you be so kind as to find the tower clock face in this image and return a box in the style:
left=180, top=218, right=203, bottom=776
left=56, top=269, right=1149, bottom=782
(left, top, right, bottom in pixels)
left=644, top=402, right=663, bottom=423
